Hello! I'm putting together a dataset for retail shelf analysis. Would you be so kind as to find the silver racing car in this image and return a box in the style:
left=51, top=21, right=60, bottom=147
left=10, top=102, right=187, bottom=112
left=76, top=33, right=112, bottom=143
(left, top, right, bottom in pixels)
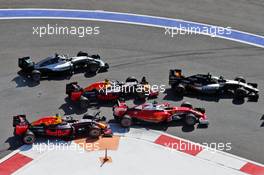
left=169, top=69, right=259, bottom=101
left=18, top=51, right=109, bottom=82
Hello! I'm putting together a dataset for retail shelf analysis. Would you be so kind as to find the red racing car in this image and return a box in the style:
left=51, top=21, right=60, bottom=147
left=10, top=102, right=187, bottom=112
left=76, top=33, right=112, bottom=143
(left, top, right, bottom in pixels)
left=13, top=112, right=112, bottom=144
left=113, top=101, right=209, bottom=128
left=66, top=77, right=159, bottom=109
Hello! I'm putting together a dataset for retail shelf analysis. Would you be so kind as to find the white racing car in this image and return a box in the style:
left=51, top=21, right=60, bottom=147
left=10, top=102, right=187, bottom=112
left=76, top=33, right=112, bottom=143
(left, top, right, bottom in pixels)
left=18, top=51, right=109, bottom=82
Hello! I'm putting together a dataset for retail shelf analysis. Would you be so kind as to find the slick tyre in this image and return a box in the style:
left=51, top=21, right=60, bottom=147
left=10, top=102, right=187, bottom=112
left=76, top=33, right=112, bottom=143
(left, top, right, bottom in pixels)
left=184, top=114, right=197, bottom=126
left=125, top=77, right=138, bottom=83
left=22, top=131, right=36, bottom=144
left=234, top=76, right=246, bottom=83
left=83, top=114, right=95, bottom=120
left=87, top=63, right=99, bottom=74
left=174, top=85, right=185, bottom=96
left=31, top=70, right=41, bottom=82
left=120, top=115, right=133, bottom=128
left=80, top=96, right=90, bottom=109
left=91, top=54, right=101, bottom=59
left=88, top=128, right=101, bottom=138
left=194, top=108, right=205, bottom=114
left=181, top=101, right=193, bottom=108
left=234, top=88, right=247, bottom=99
left=77, top=51, right=88, bottom=57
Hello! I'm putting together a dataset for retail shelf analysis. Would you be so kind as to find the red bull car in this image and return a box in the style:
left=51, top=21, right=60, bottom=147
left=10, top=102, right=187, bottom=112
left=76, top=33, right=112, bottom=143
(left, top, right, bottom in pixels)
left=113, top=101, right=209, bottom=128
left=66, top=77, right=159, bottom=109
left=13, top=112, right=112, bottom=144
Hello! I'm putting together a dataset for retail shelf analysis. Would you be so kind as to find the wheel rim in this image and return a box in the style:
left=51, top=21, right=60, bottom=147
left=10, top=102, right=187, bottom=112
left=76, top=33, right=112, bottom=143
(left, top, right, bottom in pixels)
left=24, top=135, right=34, bottom=143
left=33, top=74, right=40, bottom=81
left=90, top=129, right=100, bottom=137
left=81, top=100, right=89, bottom=108
left=186, top=116, right=196, bottom=125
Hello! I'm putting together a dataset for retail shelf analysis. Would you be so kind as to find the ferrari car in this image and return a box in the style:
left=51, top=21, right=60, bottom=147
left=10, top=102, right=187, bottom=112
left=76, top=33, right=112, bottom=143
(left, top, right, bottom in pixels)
left=113, top=100, right=209, bottom=127
left=169, top=69, right=259, bottom=101
left=18, top=51, right=109, bottom=82
left=13, top=112, right=112, bottom=144
left=66, top=77, right=159, bottom=109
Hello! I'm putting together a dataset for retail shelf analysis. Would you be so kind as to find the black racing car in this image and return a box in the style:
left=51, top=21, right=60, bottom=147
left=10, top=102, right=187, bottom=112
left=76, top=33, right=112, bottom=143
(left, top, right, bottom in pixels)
left=169, top=69, right=259, bottom=101
left=18, top=51, right=109, bottom=82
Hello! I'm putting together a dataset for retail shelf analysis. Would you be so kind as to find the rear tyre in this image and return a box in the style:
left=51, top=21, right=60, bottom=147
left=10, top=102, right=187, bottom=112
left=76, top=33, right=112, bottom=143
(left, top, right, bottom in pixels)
left=88, top=128, right=101, bottom=138
left=184, top=114, right=197, bottom=126
left=120, top=115, right=132, bottom=128
left=31, top=70, right=41, bottom=82
left=234, top=76, right=246, bottom=83
left=181, top=101, right=193, bottom=108
left=174, top=85, right=185, bottom=96
left=80, top=96, right=90, bottom=109
left=22, top=131, right=36, bottom=144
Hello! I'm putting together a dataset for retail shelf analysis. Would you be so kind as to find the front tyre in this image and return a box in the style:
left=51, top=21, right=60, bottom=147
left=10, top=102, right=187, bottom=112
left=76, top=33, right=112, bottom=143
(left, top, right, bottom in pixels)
left=77, top=51, right=88, bottom=57
left=181, top=101, right=193, bottom=108
left=234, top=76, right=246, bottom=83
left=87, top=63, right=100, bottom=74
left=120, top=115, right=133, bottom=128
left=184, top=114, right=197, bottom=126
left=234, top=88, right=247, bottom=99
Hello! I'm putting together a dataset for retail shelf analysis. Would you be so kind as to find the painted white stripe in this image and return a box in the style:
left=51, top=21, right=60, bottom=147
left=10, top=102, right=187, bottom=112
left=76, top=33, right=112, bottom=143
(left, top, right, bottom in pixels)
left=0, top=8, right=263, bottom=48
left=197, top=149, right=247, bottom=170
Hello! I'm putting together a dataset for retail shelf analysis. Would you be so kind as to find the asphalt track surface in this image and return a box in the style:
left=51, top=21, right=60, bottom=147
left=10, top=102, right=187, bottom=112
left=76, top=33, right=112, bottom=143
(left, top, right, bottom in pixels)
left=0, top=1, right=264, bottom=164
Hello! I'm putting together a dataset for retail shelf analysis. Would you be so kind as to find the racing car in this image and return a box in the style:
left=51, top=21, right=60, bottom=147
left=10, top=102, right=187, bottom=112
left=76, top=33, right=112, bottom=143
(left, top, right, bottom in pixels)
left=18, top=51, right=109, bottom=82
left=66, top=77, right=159, bottom=109
left=13, top=112, right=112, bottom=144
left=169, top=69, right=259, bottom=101
left=113, top=100, right=209, bottom=127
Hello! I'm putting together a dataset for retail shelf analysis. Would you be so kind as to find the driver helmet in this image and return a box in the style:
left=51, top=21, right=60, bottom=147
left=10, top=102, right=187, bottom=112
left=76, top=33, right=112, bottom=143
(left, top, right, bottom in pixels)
left=141, top=76, right=148, bottom=84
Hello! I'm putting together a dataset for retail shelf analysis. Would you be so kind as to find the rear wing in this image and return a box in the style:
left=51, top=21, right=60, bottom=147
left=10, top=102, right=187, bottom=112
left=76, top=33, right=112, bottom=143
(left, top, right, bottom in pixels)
left=169, top=69, right=184, bottom=85
left=13, top=115, right=29, bottom=127
left=66, top=82, right=82, bottom=95
left=18, top=57, right=34, bottom=71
